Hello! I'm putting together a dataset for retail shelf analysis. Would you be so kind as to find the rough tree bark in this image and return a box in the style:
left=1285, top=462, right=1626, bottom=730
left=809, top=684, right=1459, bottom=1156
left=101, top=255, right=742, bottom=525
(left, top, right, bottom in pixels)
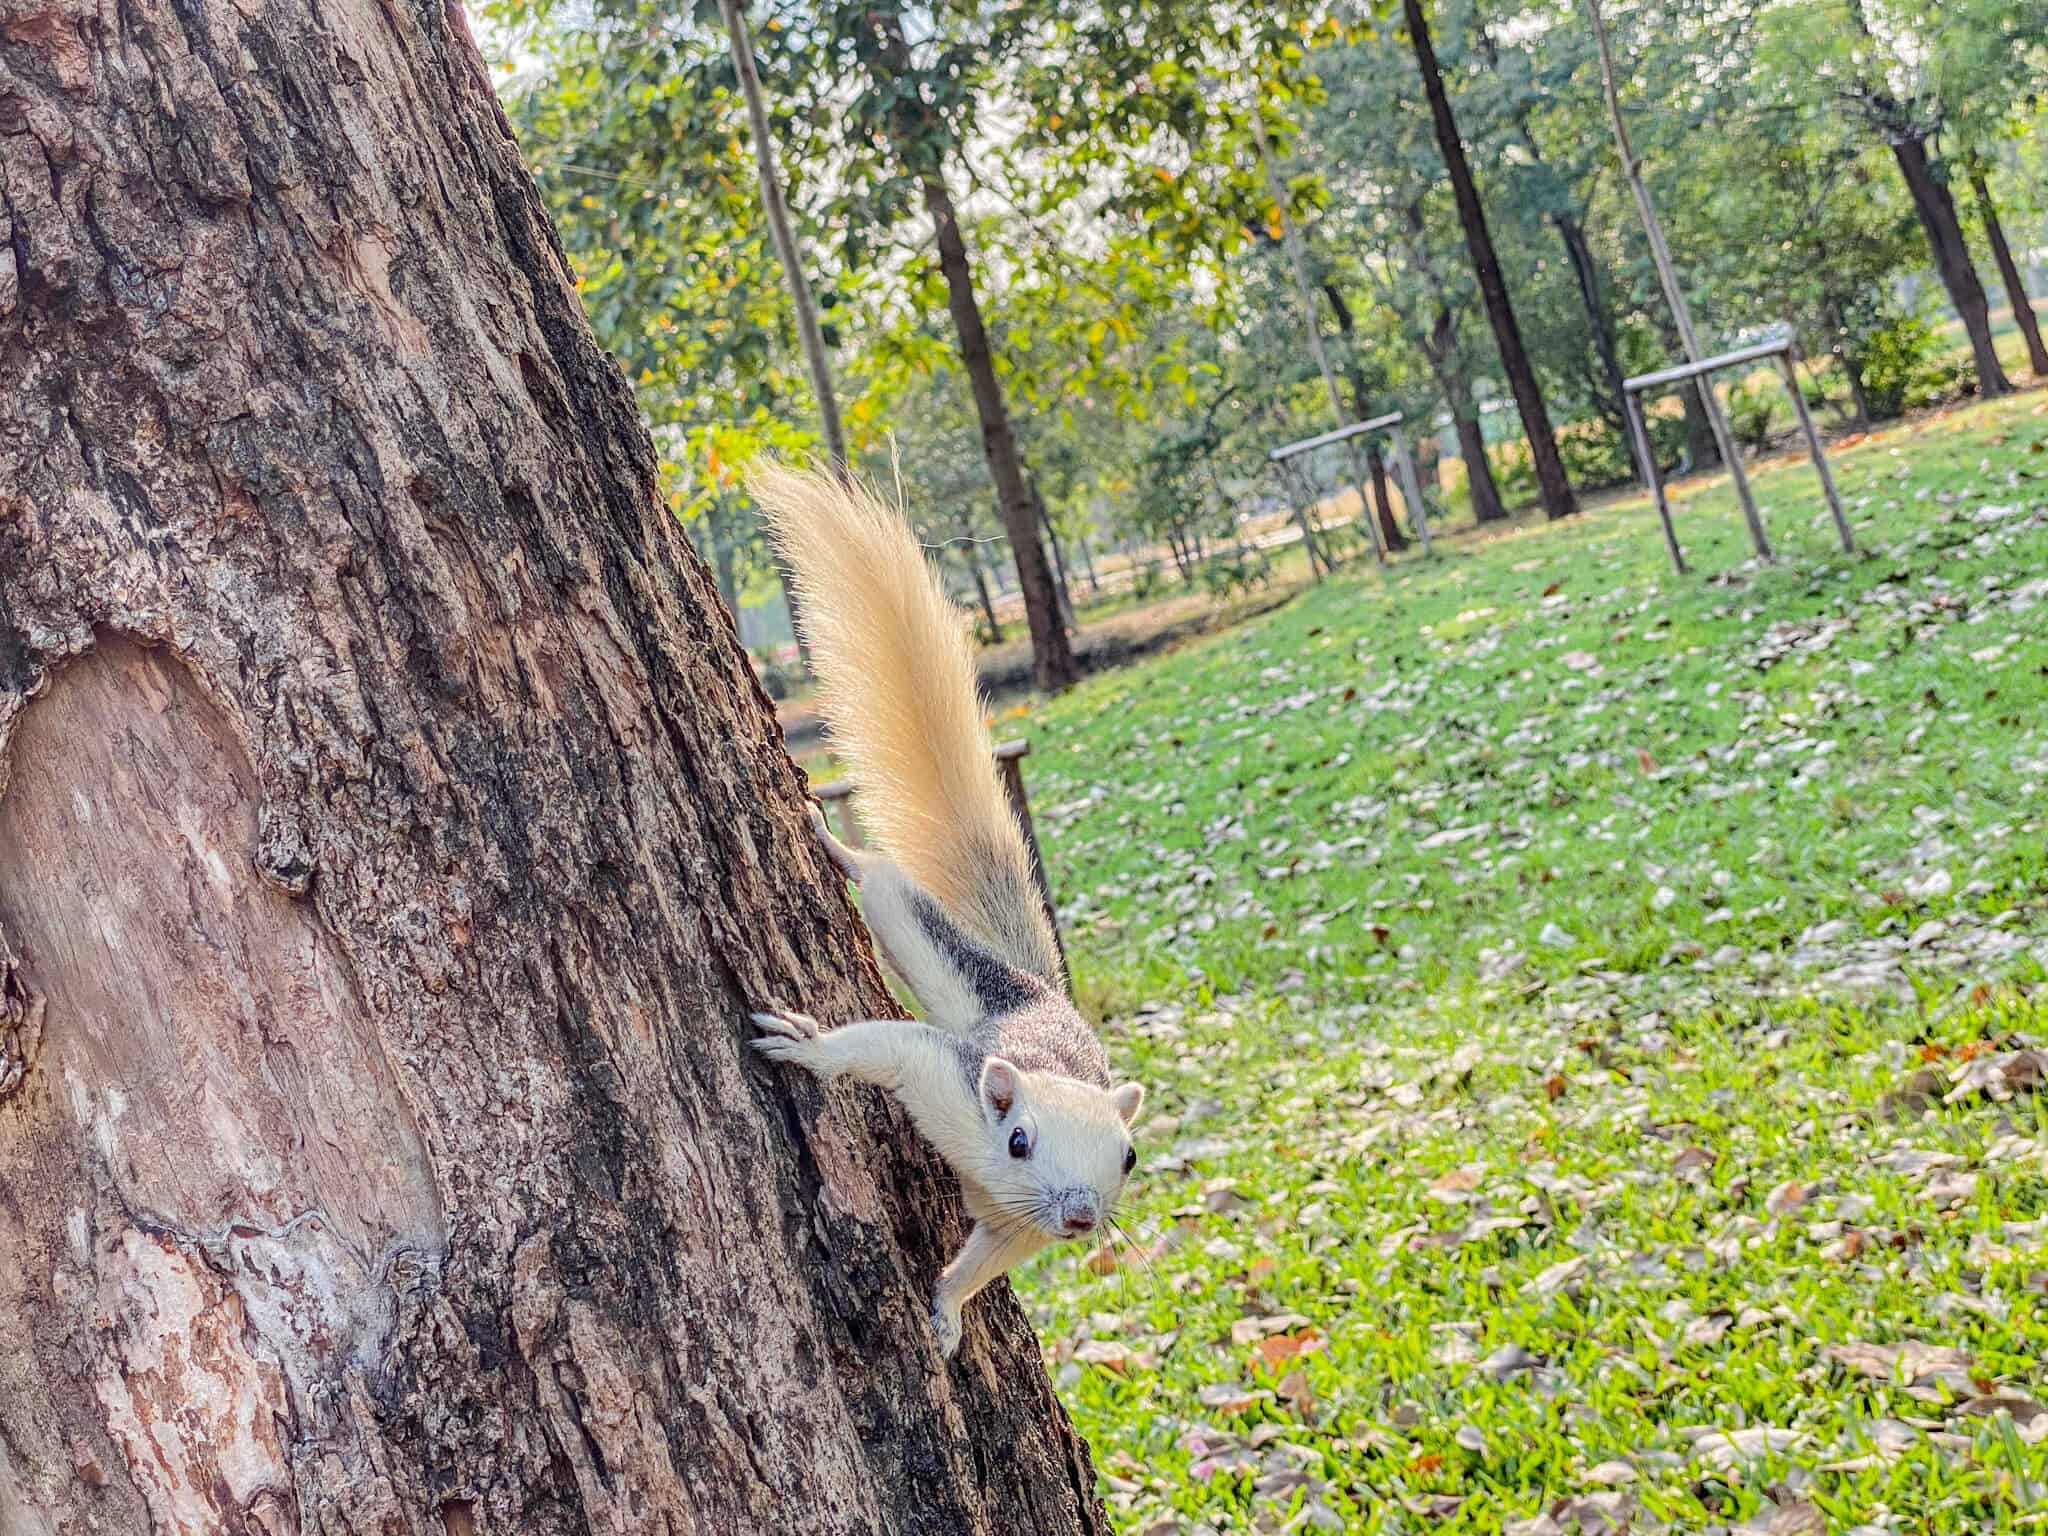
left=1889, top=135, right=2011, bottom=396
left=1970, top=167, right=2048, bottom=378
left=1402, top=0, right=1576, bottom=520
left=0, top=0, right=1108, bottom=1531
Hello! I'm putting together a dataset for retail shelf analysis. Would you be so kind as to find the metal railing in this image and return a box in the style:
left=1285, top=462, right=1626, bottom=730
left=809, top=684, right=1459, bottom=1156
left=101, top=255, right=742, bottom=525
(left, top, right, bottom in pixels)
left=1623, top=336, right=1853, bottom=573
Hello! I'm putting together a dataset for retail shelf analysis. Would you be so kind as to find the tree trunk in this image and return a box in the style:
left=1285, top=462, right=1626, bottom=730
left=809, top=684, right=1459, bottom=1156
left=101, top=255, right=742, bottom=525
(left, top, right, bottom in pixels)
left=1402, top=0, right=1577, bottom=520
left=1078, top=534, right=1101, bottom=594
left=918, top=176, right=1075, bottom=688
left=713, top=0, right=823, bottom=672
left=1319, top=281, right=1408, bottom=551
left=863, top=10, right=1075, bottom=690
left=1502, top=113, right=1631, bottom=464
left=957, top=517, right=1005, bottom=643
left=1033, top=482, right=1078, bottom=629
left=1680, top=379, right=1719, bottom=473
left=1971, top=169, right=2048, bottom=378
left=0, top=3, right=1107, bottom=1532
left=1554, top=210, right=1632, bottom=459
left=1840, top=337, right=1878, bottom=427
left=1890, top=135, right=2011, bottom=396
left=718, top=0, right=848, bottom=473
left=1365, top=440, right=1399, bottom=545
left=1428, top=308, right=1508, bottom=524
left=1652, top=308, right=1720, bottom=472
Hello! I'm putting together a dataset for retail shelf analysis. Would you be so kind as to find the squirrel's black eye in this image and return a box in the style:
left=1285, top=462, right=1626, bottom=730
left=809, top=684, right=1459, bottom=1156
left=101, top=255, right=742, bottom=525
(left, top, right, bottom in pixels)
left=1122, top=1145, right=1137, bottom=1177
left=1008, top=1127, right=1030, bottom=1159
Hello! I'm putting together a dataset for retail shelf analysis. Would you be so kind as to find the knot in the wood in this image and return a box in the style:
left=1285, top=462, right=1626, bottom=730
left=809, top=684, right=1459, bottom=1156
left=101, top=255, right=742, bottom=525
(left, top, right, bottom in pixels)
left=255, top=808, right=316, bottom=897
left=0, top=930, right=44, bottom=1103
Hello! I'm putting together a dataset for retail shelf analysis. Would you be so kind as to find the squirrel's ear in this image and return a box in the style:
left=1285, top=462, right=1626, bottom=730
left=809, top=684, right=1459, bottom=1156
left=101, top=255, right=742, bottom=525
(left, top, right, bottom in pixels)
left=979, top=1057, right=1019, bottom=1119
left=1111, top=1081, right=1145, bottom=1126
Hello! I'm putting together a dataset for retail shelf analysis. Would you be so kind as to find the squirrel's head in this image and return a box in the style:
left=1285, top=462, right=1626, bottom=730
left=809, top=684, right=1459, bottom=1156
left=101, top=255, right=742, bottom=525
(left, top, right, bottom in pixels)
left=974, top=1057, right=1144, bottom=1240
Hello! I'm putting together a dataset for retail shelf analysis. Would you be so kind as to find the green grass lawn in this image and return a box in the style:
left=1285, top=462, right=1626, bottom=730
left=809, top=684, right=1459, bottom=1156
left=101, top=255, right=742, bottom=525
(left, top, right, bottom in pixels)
left=1006, top=390, right=2048, bottom=1534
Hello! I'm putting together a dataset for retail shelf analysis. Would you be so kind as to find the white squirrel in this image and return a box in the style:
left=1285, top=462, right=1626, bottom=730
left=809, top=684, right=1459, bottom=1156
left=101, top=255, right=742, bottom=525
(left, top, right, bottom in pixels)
left=746, top=463, right=1144, bottom=1359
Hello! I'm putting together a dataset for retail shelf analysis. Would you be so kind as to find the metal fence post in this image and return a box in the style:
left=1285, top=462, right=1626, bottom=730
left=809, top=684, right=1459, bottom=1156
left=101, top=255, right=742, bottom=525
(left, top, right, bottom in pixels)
left=1625, top=390, right=1686, bottom=576
left=1774, top=348, right=1854, bottom=554
left=993, top=739, right=1071, bottom=988
left=1388, top=424, right=1433, bottom=557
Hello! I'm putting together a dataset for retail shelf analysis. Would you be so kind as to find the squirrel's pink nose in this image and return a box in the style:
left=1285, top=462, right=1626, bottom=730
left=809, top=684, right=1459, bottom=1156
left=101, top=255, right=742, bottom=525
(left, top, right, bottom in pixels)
left=1063, top=1213, right=1096, bottom=1235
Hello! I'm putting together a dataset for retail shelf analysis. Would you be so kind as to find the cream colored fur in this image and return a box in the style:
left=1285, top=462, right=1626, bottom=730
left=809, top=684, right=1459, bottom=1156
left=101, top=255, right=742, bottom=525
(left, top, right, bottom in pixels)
left=749, top=462, right=1064, bottom=983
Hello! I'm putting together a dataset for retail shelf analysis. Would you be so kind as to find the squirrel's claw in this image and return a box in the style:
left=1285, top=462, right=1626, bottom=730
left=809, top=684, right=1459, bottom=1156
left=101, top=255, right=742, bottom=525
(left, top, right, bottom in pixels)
left=750, top=1008, right=821, bottom=1041
left=929, top=1296, right=964, bottom=1359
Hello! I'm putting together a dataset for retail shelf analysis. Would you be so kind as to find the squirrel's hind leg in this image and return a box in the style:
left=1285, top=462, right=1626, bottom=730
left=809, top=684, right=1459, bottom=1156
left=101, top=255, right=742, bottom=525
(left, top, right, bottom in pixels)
left=808, top=803, right=866, bottom=884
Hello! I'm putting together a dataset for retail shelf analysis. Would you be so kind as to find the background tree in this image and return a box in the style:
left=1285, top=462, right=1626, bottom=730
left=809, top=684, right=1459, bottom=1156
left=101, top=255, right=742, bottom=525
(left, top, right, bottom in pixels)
left=1401, top=0, right=1578, bottom=519
left=0, top=0, right=1108, bottom=1527
left=1768, top=0, right=2048, bottom=396
left=718, top=0, right=849, bottom=471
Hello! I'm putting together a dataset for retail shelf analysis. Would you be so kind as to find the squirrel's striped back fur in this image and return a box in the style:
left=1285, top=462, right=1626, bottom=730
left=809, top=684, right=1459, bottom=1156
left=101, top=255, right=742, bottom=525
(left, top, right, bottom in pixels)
left=750, top=463, right=1065, bottom=986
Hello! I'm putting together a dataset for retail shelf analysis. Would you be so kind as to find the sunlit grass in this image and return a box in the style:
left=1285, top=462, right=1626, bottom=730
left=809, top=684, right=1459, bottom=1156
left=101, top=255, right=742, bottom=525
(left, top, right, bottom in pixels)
left=1008, top=389, right=2048, bottom=1534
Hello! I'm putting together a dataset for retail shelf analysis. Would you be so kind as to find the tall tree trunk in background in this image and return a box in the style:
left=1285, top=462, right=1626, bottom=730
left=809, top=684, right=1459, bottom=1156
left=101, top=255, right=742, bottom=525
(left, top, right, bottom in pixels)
left=716, top=0, right=834, bottom=670
left=1364, top=441, right=1399, bottom=541
left=1889, top=136, right=2011, bottom=396
left=714, top=514, right=745, bottom=621
left=958, top=515, right=1005, bottom=643
left=1319, top=281, right=1407, bottom=551
left=1078, top=533, right=1101, bottom=594
left=720, top=0, right=846, bottom=470
left=1499, top=107, right=1631, bottom=461
left=922, top=176, right=1076, bottom=686
left=1425, top=307, right=1508, bottom=524
left=1402, top=0, right=1576, bottom=520
left=867, top=11, right=1075, bottom=690
left=1649, top=311, right=1721, bottom=472
left=1971, top=168, right=2048, bottom=377
left=1033, top=482, right=1078, bottom=628
left=1554, top=210, right=1633, bottom=457
left=1679, top=379, right=1720, bottom=471
left=0, top=3, right=1108, bottom=1531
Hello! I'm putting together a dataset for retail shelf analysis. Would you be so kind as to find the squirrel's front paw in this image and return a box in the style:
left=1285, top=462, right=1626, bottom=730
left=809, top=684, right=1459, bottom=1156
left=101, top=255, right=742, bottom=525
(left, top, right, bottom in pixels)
left=750, top=1009, right=823, bottom=1066
left=929, top=1296, right=964, bottom=1359
left=751, top=1008, right=821, bottom=1040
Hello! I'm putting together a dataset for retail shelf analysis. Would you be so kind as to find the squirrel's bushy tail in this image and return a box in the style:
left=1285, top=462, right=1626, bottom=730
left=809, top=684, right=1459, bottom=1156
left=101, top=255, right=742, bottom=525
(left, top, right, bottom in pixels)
left=750, top=462, right=1063, bottom=985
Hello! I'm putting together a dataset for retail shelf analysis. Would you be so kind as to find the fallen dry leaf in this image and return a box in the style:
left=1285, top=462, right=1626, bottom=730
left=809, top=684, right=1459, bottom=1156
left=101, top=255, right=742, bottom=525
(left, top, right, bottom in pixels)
left=1073, top=1339, right=1131, bottom=1372
left=1250, top=1326, right=1326, bottom=1374
left=1230, top=1312, right=1313, bottom=1347
left=1532, top=1255, right=1588, bottom=1296
left=1764, top=1180, right=1807, bottom=1216
left=1196, top=1383, right=1272, bottom=1415
left=1692, top=1425, right=1806, bottom=1471
left=1829, top=1340, right=1976, bottom=1398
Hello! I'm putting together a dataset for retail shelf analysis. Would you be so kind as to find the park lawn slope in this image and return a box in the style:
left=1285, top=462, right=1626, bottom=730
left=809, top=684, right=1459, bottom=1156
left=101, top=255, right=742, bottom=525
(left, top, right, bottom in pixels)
left=1011, top=391, right=2048, bottom=1534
